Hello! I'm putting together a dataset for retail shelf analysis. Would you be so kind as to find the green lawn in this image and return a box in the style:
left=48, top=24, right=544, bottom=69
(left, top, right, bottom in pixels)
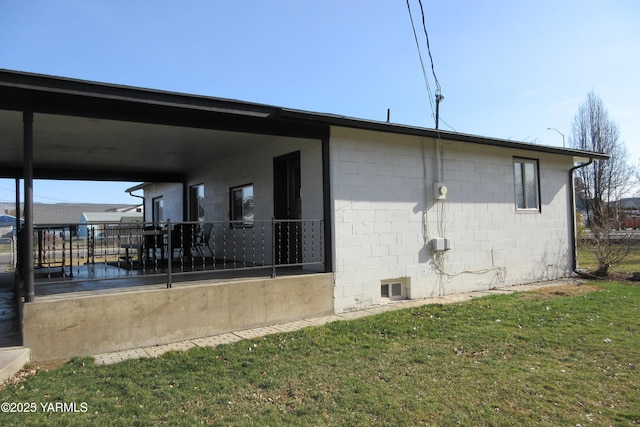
left=577, top=244, right=640, bottom=274
left=1, top=282, right=639, bottom=426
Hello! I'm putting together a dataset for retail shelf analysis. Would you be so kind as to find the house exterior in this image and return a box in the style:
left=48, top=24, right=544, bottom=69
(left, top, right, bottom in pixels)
left=142, top=123, right=590, bottom=312
left=0, top=70, right=609, bottom=359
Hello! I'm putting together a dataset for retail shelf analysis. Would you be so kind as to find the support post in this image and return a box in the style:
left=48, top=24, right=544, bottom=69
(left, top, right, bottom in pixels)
left=166, top=219, right=172, bottom=288
left=23, top=111, right=35, bottom=302
left=14, top=177, right=21, bottom=299
left=321, top=132, right=333, bottom=273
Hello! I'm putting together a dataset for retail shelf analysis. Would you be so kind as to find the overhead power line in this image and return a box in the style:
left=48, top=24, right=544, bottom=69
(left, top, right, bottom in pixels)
left=416, top=0, right=441, bottom=93
left=406, top=0, right=448, bottom=130
left=406, top=0, right=435, bottom=119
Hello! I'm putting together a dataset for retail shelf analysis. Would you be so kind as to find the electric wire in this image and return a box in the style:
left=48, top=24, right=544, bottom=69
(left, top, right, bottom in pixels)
left=411, top=1, right=505, bottom=294
left=416, top=0, right=441, bottom=93
left=406, top=0, right=435, bottom=119
left=438, top=117, right=458, bottom=133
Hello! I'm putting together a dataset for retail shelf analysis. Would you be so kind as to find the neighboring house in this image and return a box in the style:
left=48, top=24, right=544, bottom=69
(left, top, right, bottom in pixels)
left=0, top=213, right=22, bottom=239
left=619, top=197, right=640, bottom=212
left=78, top=211, right=144, bottom=239
left=33, top=203, right=141, bottom=226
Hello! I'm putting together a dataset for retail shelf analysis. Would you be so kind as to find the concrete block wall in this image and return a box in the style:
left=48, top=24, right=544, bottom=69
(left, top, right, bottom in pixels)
left=330, top=127, right=573, bottom=312
left=143, top=183, right=183, bottom=223
left=143, top=135, right=323, bottom=265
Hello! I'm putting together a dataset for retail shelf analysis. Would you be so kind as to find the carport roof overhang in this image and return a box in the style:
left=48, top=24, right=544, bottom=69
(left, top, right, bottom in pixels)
left=0, top=69, right=609, bottom=182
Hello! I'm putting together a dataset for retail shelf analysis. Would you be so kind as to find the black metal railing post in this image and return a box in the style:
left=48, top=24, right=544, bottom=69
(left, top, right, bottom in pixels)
left=272, top=218, right=276, bottom=278
left=68, top=225, right=74, bottom=277
left=166, top=219, right=172, bottom=288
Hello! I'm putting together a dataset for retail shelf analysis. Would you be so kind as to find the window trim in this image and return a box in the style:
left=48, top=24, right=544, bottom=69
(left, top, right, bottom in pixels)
left=189, top=183, right=205, bottom=222
left=381, top=278, right=407, bottom=301
left=230, top=183, right=254, bottom=227
left=152, top=196, right=163, bottom=223
left=513, top=157, right=541, bottom=212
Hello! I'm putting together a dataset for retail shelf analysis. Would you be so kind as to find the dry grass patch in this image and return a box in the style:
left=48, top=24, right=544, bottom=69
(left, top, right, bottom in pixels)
left=517, top=283, right=603, bottom=300
left=527, top=283, right=604, bottom=298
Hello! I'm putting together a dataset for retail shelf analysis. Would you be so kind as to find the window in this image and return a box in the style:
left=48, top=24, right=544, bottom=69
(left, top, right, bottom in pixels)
left=230, top=184, right=254, bottom=226
left=513, top=158, right=540, bottom=211
left=189, top=184, right=205, bottom=221
left=152, top=197, right=163, bottom=223
left=381, top=279, right=407, bottom=301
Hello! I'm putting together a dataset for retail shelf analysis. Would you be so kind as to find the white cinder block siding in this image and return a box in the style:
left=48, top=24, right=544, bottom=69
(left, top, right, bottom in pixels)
left=330, top=127, right=573, bottom=313
left=143, top=135, right=324, bottom=265
left=143, top=183, right=183, bottom=223
left=145, top=136, right=322, bottom=222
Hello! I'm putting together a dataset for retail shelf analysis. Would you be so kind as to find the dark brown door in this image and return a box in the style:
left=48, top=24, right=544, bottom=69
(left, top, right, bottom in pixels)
left=273, top=151, right=301, bottom=264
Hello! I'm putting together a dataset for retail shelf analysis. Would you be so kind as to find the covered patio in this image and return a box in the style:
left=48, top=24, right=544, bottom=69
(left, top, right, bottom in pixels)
left=0, top=69, right=333, bottom=300
left=0, top=69, right=334, bottom=359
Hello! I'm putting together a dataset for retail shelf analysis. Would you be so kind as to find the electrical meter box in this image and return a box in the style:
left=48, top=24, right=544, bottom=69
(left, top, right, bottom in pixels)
left=431, top=238, right=452, bottom=251
left=433, top=182, right=448, bottom=200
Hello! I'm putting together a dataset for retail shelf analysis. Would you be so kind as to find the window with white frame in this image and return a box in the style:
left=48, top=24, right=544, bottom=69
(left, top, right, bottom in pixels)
left=513, top=158, right=540, bottom=211
left=230, top=184, right=254, bottom=226
left=381, top=278, right=407, bottom=301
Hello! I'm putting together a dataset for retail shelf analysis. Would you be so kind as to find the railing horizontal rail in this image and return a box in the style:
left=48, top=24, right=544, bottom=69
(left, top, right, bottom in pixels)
left=22, top=219, right=324, bottom=295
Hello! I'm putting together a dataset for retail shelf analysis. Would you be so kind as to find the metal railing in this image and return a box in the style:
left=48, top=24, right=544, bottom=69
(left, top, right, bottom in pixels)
left=24, top=219, right=324, bottom=291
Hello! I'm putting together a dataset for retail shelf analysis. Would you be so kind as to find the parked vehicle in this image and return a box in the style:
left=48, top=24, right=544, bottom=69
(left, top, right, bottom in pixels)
left=618, top=217, right=640, bottom=230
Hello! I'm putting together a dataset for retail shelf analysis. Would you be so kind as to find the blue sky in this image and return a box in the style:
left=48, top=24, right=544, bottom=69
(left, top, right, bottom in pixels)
left=1, top=0, right=638, bottom=204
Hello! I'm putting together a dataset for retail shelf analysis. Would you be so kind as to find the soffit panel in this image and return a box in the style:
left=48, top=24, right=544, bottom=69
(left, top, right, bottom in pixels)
left=0, top=110, right=290, bottom=179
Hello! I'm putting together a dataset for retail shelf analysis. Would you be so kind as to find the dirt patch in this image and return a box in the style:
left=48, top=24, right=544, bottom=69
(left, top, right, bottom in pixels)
left=520, top=284, right=604, bottom=300
left=535, top=283, right=603, bottom=296
left=0, top=358, right=68, bottom=391
left=605, top=272, right=640, bottom=284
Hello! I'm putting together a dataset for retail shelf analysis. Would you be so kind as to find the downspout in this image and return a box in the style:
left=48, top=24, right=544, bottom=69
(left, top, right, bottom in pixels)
left=127, top=190, right=146, bottom=222
left=569, top=157, right=598, bottom=279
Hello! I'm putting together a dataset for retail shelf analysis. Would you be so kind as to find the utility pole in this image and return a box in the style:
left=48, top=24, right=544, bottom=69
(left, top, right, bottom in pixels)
left=435, top=91, right=444, bottom=130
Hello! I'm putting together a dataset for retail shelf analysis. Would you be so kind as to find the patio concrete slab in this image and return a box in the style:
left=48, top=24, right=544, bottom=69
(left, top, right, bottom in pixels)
left=92, top=279, right=580, bottom=366
left=0, top=347, right=30, bottom=383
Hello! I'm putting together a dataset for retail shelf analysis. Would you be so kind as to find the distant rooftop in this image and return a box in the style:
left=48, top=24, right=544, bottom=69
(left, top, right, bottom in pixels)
left=31, top=203, right=141, bottom=225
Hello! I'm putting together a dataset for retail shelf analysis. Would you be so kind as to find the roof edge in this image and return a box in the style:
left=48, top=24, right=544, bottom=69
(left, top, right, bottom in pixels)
left=279, top=108, right=610, bottom=161
left=0, top=69, right=610, bottom=161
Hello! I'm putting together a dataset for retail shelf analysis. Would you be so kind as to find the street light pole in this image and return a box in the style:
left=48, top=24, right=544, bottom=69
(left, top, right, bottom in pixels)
left=547, top=127, right=565, bottom=148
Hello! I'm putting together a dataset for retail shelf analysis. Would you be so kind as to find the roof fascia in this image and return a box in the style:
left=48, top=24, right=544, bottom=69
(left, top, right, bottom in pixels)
left=279, top=108, right=610, bottom=161
left=0, top=70, right=330, bottom=140
left=0, top=69, right=276, bottom=118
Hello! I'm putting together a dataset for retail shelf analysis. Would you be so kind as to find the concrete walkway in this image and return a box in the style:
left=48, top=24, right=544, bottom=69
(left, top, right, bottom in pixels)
left=93, top=279, right=578, bottom=365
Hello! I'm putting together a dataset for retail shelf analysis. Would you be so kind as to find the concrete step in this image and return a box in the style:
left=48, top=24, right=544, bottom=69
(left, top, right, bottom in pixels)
left=0, top=347, right=31, bottom=384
